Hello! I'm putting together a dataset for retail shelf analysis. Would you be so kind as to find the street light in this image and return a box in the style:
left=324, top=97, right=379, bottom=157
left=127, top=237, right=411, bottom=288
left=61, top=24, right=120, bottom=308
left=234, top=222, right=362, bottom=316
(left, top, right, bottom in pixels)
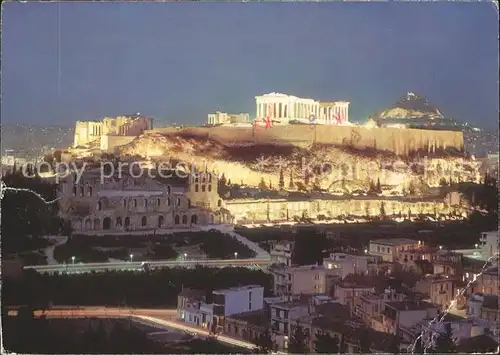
left=184, top=253, right=187, bottom=260
left=439, top=246, right=443, bottom=250
left=364, top=249, right=368, bottom=254
left=475, top=243, right=478, bottom=248
left=130, top=254, right=133, bottom=262
left=71, top=256, right=75, bottom=265
left=234, top=252, right=238, bottom=259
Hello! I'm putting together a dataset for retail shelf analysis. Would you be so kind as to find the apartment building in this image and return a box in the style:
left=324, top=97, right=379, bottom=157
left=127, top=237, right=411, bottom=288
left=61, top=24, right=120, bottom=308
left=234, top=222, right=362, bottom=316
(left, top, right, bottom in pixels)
left=354, top=288, right=406, bottom=327
left=432, top=250, right=463, bottom=277
left=212, top=285, right=264, bottom=332
left=270, top=298, right=311, bottom=350
left=270, top=241, right=294, bottom=266
left=469, top=266, right=499, bottom=296
left=323, top=252, right=370, bottom=279
left=224, top=309, right=269, bottom=343
left=429, top=276, right=466, bottom=311
left=479, top=231, right=499, bottom=258
left=380, top=300, right=438, bottom=335
left=369, top=238, right=422, bottom=262
left=271, top=264, right=333, bottom=296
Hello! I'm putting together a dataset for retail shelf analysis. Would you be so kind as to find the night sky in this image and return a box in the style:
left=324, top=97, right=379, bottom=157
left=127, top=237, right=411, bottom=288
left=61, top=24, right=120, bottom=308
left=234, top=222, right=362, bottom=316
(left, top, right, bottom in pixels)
left=2, top=2, right=498, bottom=129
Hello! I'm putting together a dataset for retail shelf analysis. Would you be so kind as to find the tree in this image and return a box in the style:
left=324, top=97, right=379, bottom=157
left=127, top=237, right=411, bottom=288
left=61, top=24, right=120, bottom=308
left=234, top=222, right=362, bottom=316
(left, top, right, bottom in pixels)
left=288, top=322, right=309, bottom=354
left=339, top=334, right=347, bottom=353
left=431, top=323, right=456, bottom=353
left=380, top=201, right=386, bottom=219
left=413, top=336, right=424, bottom=353
left=314, top=329, right=339, bottom=353
left=304, top=172, right=310, bottom=186
left=253, top=329, right=277, bottom=354
left=258, top=177, right=267, bottom=190
left=289, top=170, right=294, bottom=189
left=358, top=328, right=371, bottom=353
left=439, top=178, right=448, bottom=187
left=376, top=178, right=382, bottom=193
left=279, top=169, right=285, bottom=189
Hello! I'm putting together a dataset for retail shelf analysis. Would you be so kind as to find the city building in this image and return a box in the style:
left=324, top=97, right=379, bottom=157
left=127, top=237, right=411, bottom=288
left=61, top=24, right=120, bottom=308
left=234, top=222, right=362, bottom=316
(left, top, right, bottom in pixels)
left=353, top=288, right=406, bottom=327
left=271, top=264, right=332, bottom=297
left=369, top=238, right=422, bottom=262
left=223, top=309, right=269, bottom=343
left=380, top=300, right=438, bottom=335
left=270, top=298, right=312, bottom=349
left=207, top=112, right=250, bottom=126
left=270, top=241, right=294, bottom=267
left=212, top=285, right=264, bottom=333
left=323, top=252, right=370, bottom=279
left=254, top=92, right=350, bottom=125
left=478, top=231, right=499, bottom=259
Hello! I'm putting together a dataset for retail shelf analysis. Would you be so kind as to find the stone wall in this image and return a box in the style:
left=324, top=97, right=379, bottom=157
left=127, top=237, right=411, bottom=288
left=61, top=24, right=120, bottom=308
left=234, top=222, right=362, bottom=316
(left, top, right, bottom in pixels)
left=152, top=125, right=464, bottom=156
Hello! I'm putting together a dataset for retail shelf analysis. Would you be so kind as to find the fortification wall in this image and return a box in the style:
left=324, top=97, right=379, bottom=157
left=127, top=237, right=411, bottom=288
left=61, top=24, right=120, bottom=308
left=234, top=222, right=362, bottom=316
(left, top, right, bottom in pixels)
left=151, top=125, right=464, bottom=155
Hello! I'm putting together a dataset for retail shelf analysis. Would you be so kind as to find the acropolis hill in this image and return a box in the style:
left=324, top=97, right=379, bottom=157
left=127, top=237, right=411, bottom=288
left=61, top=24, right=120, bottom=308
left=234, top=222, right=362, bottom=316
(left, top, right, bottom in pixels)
left=69, top=93, right=478, bottom=193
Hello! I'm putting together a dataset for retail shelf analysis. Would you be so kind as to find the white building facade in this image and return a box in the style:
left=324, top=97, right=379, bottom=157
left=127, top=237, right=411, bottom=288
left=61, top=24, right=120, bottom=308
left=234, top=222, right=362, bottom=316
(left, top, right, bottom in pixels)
left=255, top=92, right=350, bottom=124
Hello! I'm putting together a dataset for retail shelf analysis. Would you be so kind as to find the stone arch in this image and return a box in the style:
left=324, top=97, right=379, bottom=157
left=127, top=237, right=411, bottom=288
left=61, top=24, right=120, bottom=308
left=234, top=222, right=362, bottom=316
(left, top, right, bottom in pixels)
left=84, top=219, right=92, bottom=230
left=182, top=215, right=188, bottom=224
left=94, top=219, right=100, bottom=230
left=124, top=217, right=131, bottom=228
left=74, top=220, right=82, bottom=230
left=141, top=216, right=147, bottom=227
left=103, top=217, right=112, bottom=230
left=174, top=215, right=180, bottom=225
left=158, top=215, right=164, bottom=227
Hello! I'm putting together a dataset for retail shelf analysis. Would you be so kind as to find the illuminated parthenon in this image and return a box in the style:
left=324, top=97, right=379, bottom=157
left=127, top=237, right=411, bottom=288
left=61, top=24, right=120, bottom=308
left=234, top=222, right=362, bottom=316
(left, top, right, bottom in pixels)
left=255, top=92, right=350, bottom=124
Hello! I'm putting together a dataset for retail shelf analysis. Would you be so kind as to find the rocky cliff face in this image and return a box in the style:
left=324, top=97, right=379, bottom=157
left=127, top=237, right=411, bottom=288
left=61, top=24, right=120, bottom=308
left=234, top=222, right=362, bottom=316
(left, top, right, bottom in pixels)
left=117, top=131, right=480, bottom=193
left=378, top=92, right=444, bottom=120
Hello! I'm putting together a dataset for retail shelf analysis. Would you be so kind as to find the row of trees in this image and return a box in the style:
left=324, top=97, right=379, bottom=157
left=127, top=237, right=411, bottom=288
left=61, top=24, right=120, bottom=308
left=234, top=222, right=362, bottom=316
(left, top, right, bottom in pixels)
left=2, top=267, right=273, bottom=308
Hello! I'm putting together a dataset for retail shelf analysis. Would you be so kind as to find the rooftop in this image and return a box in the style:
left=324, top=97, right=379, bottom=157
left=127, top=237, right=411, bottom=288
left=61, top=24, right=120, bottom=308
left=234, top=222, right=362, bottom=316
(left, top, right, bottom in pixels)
left=178, top=288, right=206, bottom=300
left=272, top=297, right=310, bottom=310
left=370, top=238, right=418, bottom=246
left=213, top=284, right=263, bottom=294
left=227, top=309, right=269, bottom=328
left=385, top=300, right=436, bottom=311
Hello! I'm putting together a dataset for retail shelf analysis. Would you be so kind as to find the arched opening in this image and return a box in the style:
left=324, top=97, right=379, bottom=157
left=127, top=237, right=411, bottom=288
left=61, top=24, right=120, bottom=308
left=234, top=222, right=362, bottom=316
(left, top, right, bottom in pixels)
left=157, top=198, right=161, bottom=206
left=84, top=219, right=92, bottom=230
left=80, top=186, right=84, bottom=197
left=116, top=217, right=122, bottom=227
left=88, top=186, right=93, bottom=197
left=74, top=220, right=82, bottom=230
left=182, top=215, right=188, bottom=224
left=123, top=199, right=126, bottom=208
left=158, top=215, right=164, bottom=227
left=72, top=186, right=77, bottom=196
left=208, top=185, right=212, bottom=192
left=191, top=215, right=198, bottom=224
left=167, top=198, right=171, bottom=206
left=218, top=199, right=222, bottom=208
left=134, top=199, right=137, bottom=207
left=94, top=219, right=100, bottom=230
left=124, top=217, right=131, bottom=228
left=167, top=185, right=171, bottom=194
left=144, top=198, right=148, bottom=207
left=141, top=216, right=147, bottom=227
left=188, top=199, right=191, bottom=208
left=97, top=201, right=102, bottom=211
left=103, top=217, right=111, bottom=230
left=174, top=215, right=180, bottom=225
left=176, top=198, right=181, bottom=206
left=209, top=215, right=214, bottom=224
left=202, top=185, right=206, bottom=192
left=208, top=173, right=212, bottom=183
left=195, top=185, right=199, bottom=192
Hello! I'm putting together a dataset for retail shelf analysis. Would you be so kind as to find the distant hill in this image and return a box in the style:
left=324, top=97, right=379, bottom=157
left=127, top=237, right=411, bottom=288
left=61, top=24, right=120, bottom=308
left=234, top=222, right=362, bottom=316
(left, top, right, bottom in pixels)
left=0, top=124, right=74, bottom=156
left=377, top=92, right=444, bottom=120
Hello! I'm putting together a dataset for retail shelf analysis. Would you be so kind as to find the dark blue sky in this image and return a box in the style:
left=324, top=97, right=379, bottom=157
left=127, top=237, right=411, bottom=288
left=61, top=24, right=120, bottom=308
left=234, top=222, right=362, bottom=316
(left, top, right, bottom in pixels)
left=2, top=2, right=498, bottom=129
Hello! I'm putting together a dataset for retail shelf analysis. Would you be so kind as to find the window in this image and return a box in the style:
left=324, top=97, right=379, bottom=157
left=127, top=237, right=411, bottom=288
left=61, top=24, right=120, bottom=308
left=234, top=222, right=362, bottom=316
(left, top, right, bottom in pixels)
left=249, top=292, right=252, bottom=302
left=176, top=198, right=181, bottom=206
left=167, top=198, right=171, bottom=206
left=167, top=185, right=171, bottom=194
left=157, top=198, right=160, bottom=206
left=202, top=185, right=206, bottom=192
left=195, top=185, right=199, bottom=192
left=144, top=198, right=148, bottom=207
left=208, top=185, right=212, bottom=192
left=141, top=216, right=147, bottom=227
left=73, top=186, right=77, bottom=196
left=88, top=186, right=92, bottom=197
left=134, top=199, right=137, bottom=207
left=80, top=186, right=84, bottom=197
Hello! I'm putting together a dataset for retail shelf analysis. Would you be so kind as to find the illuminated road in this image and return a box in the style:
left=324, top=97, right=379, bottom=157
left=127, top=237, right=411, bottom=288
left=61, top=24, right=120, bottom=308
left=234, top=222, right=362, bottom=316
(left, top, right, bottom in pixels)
left=9, top=307, right=256, bottom=350
left=24, top=257, right=271, bottom=274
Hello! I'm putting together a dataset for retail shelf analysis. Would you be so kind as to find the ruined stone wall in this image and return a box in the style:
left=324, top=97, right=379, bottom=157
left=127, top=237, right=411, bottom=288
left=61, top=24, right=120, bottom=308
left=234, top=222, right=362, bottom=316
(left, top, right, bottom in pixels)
left=151, top=125, right=464, bottom=155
